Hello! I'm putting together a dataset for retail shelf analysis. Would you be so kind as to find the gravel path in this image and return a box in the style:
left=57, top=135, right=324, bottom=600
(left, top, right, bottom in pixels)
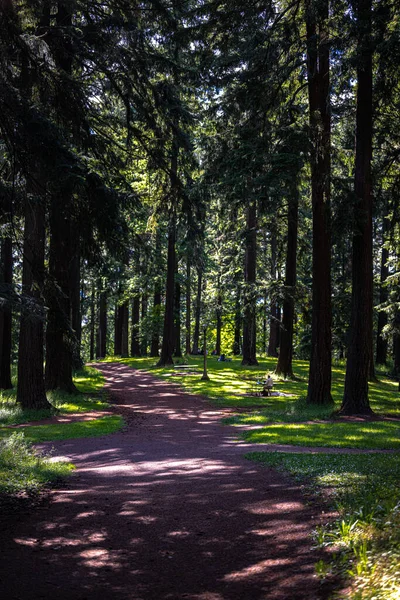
left=0, top=363, right=337, bottom=600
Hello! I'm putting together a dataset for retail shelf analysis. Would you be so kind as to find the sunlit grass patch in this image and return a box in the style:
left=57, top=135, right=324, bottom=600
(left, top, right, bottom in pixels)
left=224, top=396, right=335, bottom=425
left=73, top=365, right=106, bottom=394
left=0, top=432, right=74, bottom=496
left=0, top=366, right=108, bottom=426
left=100, top=355, right=400, bottom=418
left=0, top=415, right=123, bottom=443
left=243, top=420, right=400, bottom=450
left=246, top=452, right=400, bottom=600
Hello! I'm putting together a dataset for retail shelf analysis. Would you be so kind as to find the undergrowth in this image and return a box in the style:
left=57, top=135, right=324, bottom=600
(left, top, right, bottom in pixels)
left=0, top=432, right=74, bottom=496
left=247, top=452, right=400, bottom=599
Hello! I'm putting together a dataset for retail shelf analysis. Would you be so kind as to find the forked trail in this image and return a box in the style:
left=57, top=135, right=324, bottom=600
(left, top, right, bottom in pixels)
left=0, top=363, right=336, bottom=600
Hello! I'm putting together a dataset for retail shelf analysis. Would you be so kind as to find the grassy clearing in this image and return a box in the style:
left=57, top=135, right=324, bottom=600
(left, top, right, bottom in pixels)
left=0, top=415, right=123, bottom=443
left=0, top=432, right=74, bottom=496
left=0, top=366, right=123, bottom=444
left=247, top=451, right=400, bottom=600
left=242, top=421, right=400, bottom=450
left=99, top=355, right=399, bottom=415
left=0, top=366, right=108, bottom=427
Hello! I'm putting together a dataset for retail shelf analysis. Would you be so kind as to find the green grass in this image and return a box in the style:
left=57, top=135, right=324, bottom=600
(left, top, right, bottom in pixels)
left=99, top=355, right=400, bottom=415
left=0, top=415, right=123, bottom=443
left=242, top=420, right=400, bottom=450
left=0, top=432, right=75, bottom=496
left=246, top=451, right=400, bottom=599
left=0, top=366, right=124, bottom=444
left=0, top=366, right=109, bottom=426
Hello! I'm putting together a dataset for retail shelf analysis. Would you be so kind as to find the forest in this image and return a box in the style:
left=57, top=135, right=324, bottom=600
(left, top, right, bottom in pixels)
left=1, top=0, right=400, bottom=415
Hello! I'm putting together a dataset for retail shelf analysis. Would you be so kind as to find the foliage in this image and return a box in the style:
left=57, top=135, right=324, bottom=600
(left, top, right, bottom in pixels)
left=246, top=451, right=400, bottom=600
left=0, top=432, right=74, bottom=496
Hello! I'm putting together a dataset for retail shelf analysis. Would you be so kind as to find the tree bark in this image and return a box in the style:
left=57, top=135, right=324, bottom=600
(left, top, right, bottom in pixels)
left=185, top=257, right=191, bottom=355
left=121, top=301, right=129, bottom=357
left=242, top=201, right=258, bottom=366
left=140, top=295, right=148, bottom=356
left=17, top=194, right=51, bottom=409
left=45, top=196, right=78, bottom=393
left=341, top=0, right=374, bottom=415
left=89, top=284, right=95, bottom=361
left=150, top=231, right=162, bottom=358
left=268, top=221, right=279, bottom=357
left=114, top=302, right=122, bottom=356
left=157, top=217, right=176, bottom=366
left=306, top=0, right=333, bottom=404
left=174, top=279, right=182, bottom=357
left=150, top=287, right=161, bottom=357
left=192, top=266, right=202, bottom=355
left=97, top=290, right=107, bottom=359
left=216, top=290, right=222, bottom=356
left=276, top=187, right=298, bottom=377
left=131, top=295, right=141, bottom=356
left=0, top=237, right=13, bottom=389
left=233, top=285, right=241, bottom=355
left=45, top=3, right=77, bottom=393
left=376, top=218, right=389, bottom=365
left=70, top=232, right=82, bottom=368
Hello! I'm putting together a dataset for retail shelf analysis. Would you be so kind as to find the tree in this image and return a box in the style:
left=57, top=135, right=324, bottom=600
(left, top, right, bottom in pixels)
left=305, top=0, right=333, bottom=405
left=341, top=0, right=374, bottom=415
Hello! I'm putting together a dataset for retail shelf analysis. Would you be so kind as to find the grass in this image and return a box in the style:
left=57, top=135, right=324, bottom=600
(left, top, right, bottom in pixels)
left=0, top=415, right=123, bottom=443
left=0, top=432, right=75, bottom=496
left=0, top=365, right=123, bottom=444
left=246, top=451, right=400, bottom=600
left=0, top=366, right=120, bottom=498
left=242, top=421, right=400, bottom=450
left=0, top=366, right=109, bottom=426
left=99, top=355, right=400, bottom=415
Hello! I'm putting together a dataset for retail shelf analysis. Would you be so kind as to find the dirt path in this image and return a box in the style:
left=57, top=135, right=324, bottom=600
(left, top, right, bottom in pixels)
left=0, top=363, right=337, bottom=600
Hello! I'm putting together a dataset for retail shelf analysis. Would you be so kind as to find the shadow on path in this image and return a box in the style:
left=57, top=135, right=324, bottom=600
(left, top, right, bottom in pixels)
left=0, top=363, right=337, bottom=600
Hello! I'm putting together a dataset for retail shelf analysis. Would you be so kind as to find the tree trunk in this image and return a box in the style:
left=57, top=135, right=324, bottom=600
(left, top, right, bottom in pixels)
left=17, top=194, right=51, bottom=409
left=150, top=287, right=161, bottom=357
left=157, top=217, right=176, bottom=366
left=45, top=196, right=78, bottom=393
left=216, top=290, right=222, bottom=356
left=268, top=221, right=279, bottom=357
left=341, top=0, right=374, bottom=415
left=114, top=302, right=122, bottom=356
left=185, top=257, right=191, bottom=355
left=174, top=279, right=182, bottom=357
left=242, top=201, right=258, bottom=366
left=233, top=286, right=241, bottom=355
left=45, top=1, right=77, bottom=392
left=306, top=0, right=333, bottom=404
left=0, top=237, right=13, bottom=389
left=276, top=186, right=298, bottom=378
left=192, top=266, right=202, bottom=355
left=140, top=295, right=148, bottom=356
left=97, top=290, right=107, bottom=359
left=89, top=283, right=95, bottom=361
left=121, top=301, right=129, bottom=357
left=70, top=233, right=82, bottom=368
left=131, top=295, right=141, bottom=356
left=376, top=218, right=389, bottom=365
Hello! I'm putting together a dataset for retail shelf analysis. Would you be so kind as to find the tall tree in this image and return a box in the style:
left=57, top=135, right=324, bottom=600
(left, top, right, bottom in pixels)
left=276, top=185, right=299, bottom=377
left=242, top=200, right=258, bottom=366
left=306, top=0, right=333, bottom=405
left=341, top=0, right=374, bottom=415
left=0, top=236, right=13, bottom=389
left=17, top=190, right=51, bottom=409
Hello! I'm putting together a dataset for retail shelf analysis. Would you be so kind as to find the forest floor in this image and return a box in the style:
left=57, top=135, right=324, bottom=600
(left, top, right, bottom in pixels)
left=0, top=362, right=355, bottom=600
